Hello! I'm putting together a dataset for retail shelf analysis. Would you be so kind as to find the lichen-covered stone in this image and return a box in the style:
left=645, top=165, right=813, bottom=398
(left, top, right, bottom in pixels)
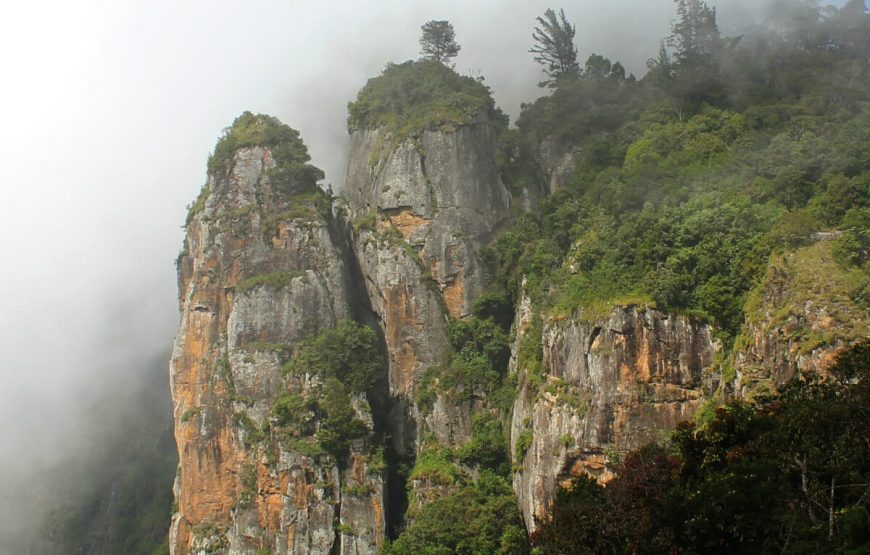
left=170, top=146, right=383, bottom=555
left=537, top=138, right=579, bottom=194
left=346, top=119, right=511, bottom=320
left=510, top=304, right=715, bottom=533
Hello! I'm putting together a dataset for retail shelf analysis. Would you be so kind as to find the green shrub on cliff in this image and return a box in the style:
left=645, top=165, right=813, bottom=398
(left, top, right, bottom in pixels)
left=207, top=111, right=324, bottom=195
left=273, top=321, right=385, bottom=459
left=283, top=320, right=384, bottom=394
left=489, top=78, right=870, bottom=338
left=347, top=60, right=505, bottom=137
left=385, top=472, right=529, bottom=555
left=481, top=0, right=870, bottom=343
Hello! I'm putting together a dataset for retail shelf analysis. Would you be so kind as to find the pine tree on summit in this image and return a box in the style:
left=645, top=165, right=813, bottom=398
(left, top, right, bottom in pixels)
left=530, top=8, right=579, bottom=87
left=420, top=20, right=461, bottom=64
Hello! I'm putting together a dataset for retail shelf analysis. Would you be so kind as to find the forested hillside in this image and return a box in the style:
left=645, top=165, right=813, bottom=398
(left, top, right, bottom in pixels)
left=376, top=1, right=870, bottom=552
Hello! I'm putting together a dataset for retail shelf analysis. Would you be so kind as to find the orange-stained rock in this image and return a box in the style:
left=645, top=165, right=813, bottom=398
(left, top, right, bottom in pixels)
left=511, top=304, right=715, bottom=533
left=441, top=266, right=465, bottom=320
left=344, top=118, right=511, bottom=458
left=383, top=208, right=430, bottom=241
left=170, top=141, right=384, bottom=555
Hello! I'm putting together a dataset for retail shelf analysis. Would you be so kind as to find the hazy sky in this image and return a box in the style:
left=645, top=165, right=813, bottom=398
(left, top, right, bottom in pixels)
left=0, top=0, right=853, bottom=540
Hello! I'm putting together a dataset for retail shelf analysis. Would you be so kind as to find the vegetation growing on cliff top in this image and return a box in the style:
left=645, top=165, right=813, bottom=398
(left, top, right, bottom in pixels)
left=388, top=5, right=870, bottom=549
left=185, top=112, right=327, bottom=225
left=419, top=20, right=461, bottom=64
left=487, top=0, right=870, bottom=342
left=207, top=112, right=324, bottom=190
left=347, top=60, right=505, bottom=137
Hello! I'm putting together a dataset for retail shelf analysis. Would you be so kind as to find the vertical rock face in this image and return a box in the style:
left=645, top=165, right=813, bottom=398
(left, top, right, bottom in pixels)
left=344, top=119, right=511, bottom=452
left=170, top=142, right=383, bottom=555
left=733, top=241, right=869, bottom=396
left=346, top=120, right=511, bottom=319
left=536, top=138, right=579, bottom=195
left=168, top=110, right=868, bottom=551
left=510, top=304, right=715, bottom=532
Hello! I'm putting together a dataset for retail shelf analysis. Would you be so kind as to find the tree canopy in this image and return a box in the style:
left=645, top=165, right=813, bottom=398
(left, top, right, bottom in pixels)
left=420, top=20, right=461, bottom=64
left=529, top=8, right=579, bottom=87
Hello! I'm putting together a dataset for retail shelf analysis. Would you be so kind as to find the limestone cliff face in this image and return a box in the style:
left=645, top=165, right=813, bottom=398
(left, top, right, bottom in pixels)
left=732, top=240, right=869, bottom=397
left=344, top=118, right=511, bottom=452
left=536, top=138, right=578, bottom=195
left=170, top=145, right=383, bottom=555
left=169, top=107, right=868, bottom=552
left=510, top=302, right=715, bottom=532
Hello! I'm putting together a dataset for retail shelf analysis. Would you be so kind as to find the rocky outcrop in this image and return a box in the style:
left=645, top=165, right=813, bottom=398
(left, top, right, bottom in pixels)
left=510, top=304, right=715, bottom=533
left=733, top=241, right=869, bottom=396
left=344, top=118, right=511, bottom=452
left=346, top=118, right=511, bottom=319
left=536, top=138, right=579, bottom=194
left=170, top=143, right=383, bottom=555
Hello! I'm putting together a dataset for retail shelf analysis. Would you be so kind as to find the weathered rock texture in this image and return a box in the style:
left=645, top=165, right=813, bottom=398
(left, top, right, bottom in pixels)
left=537, top=138, right=579, bottom=194
left=344, top=119, right=511, bottom=452
left=170, top=109, right=870, bottom=552
left=170, top=146, right=383, bottom=555
left=733, top=240, right=869, bottom=397
left=510, top=304, right=715, bottom=533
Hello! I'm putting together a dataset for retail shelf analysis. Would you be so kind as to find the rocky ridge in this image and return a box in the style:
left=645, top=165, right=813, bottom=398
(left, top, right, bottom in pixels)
left=170, top=112, right=865, bottom=553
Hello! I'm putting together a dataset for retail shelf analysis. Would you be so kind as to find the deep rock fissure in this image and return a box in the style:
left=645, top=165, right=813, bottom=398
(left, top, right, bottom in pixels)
left=335, top=208, right=412, bottom=539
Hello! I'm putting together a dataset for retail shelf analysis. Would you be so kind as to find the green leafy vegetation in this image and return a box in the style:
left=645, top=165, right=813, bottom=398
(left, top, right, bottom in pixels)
left=389, top=5, right=869, bottom=550
left=408, top=445, right=461, bottom=486
left=394, top=310, right=520, bottom=545
left=207, top=112, right=324, bottom=195
left=742, top=241, right=869, bottom=351
left=456, top=413, right=509, bottom=474
left=186, top=112, right=328, bottom=230
left=428, top=318, right=512, bottom=403
left=283, top=320, right=383, bottom=394
left=232, top=411, right=267, bottom=448
left=487, top=1, right=870, bottom=344
left=239, top=341, right=291, bottom=356
left=385, top=472, right=529, bottom=555
left=235, top=271, right=304, bottom=294
left=180, top=407, right=200, bottom=423
left=532, top=341, right=870, bottom=554
left=270, top=321, right=385, bottom=460
left=166, top=3, right=869, bottom=554
left=419, top=20, right=461, bottom=64
left=185, top=183, right=211, bottom=224
left=347, top=60, right=505, bottom=138
left=514, top=430, right=533, bottom=463
left=529, top=8, right=579, bottom=87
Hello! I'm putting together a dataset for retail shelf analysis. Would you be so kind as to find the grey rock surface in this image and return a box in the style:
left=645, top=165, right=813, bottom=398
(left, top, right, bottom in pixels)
left=510, top=304, right=715, bottom=532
